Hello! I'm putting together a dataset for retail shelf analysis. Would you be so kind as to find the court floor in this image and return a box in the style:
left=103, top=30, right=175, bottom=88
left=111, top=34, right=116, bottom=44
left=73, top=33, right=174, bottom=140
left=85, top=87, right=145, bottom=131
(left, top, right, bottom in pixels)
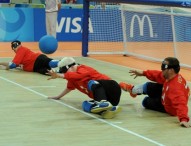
left=0, top=42, right=191, bottom=146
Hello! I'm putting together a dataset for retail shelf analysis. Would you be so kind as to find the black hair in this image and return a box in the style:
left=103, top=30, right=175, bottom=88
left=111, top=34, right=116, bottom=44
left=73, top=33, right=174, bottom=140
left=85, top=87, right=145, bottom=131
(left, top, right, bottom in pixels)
left=11, top=40, right=21, bottom=50
left=161, top=57, right=180, bottom=73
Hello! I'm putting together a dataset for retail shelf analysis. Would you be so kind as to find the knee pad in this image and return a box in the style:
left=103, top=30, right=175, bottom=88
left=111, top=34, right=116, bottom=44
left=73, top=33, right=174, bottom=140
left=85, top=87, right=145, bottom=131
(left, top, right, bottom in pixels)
left=132, top=84, right=144, bottom=94
left=49, top=60, right=59, bottom=68
left=88, top=80, right=100, bottom=91
left=131, top=82, right=148, bottom=95
left=142, top=96, right=149, bottom=108
left=142, top=82, right=149, bottom=94
left=82, top=100, right=97, bottom=113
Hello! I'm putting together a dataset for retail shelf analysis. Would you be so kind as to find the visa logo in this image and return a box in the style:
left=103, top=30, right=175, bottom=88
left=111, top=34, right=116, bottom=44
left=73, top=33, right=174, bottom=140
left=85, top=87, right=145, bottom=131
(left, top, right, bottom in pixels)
left=57, top=17, right=93, bottom=33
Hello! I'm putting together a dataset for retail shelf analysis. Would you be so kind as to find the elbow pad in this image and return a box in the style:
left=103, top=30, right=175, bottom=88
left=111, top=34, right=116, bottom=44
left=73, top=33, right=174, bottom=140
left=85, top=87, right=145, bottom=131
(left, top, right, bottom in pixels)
left=9, top=62, right=17, bottom=69
left=49, top=60, right=59, bottom=68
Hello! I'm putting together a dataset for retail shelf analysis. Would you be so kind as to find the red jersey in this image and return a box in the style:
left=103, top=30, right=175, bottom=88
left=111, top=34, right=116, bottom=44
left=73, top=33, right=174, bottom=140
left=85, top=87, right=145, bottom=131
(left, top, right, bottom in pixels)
left=12, top=46, right=41, bottom=72
left=64, top=65, right=111, bottom=99
left=143, top=70, right=190, bottom=122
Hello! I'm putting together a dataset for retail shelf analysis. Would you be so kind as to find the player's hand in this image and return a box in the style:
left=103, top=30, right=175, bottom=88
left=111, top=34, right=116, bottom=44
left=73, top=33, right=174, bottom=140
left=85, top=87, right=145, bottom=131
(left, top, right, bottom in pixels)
left=0, top=65, right=9, bottom=70
left=180, top=121, right=191, bottom=128
left=48, top=96, right=61, bottom=100
left=47, top=69, right=58, bottom=80
left=129, top=70, right=144, bottom=79
left=6, top=66, right=10, bottom=70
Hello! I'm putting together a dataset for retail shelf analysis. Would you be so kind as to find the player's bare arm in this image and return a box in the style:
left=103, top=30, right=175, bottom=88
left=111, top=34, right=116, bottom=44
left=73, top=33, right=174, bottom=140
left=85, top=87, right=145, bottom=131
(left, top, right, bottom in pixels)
left=0, top=62, right=10, bottom=70
left=180, top=121, right=191, bottom=128
left=48, top=88, right=71, bottom=100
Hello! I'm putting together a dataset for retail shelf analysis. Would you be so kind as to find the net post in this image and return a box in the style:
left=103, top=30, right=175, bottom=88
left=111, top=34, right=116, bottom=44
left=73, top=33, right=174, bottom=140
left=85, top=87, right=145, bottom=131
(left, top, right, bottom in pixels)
left=82, top=0, right=90, bottom=57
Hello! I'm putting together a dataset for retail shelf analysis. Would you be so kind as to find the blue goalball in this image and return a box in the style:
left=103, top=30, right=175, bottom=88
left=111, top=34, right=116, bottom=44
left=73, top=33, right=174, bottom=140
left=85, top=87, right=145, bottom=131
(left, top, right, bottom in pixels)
left=39, top=35, right=58, bottom=54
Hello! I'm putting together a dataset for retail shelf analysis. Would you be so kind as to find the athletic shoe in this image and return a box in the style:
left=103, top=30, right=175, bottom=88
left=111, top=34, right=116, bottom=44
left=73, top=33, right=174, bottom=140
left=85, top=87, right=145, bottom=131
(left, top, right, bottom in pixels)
left=101, top=106, right=122, bottom=119
left=119, top=82, right=137, bottom=98
left=91, top=100, right=112, bottom=114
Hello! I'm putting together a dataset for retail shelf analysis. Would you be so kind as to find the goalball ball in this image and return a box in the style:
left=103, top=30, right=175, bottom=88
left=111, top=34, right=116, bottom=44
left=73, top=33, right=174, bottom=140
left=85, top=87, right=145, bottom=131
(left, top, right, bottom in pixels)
left=39, top=35, right=58, bottom=54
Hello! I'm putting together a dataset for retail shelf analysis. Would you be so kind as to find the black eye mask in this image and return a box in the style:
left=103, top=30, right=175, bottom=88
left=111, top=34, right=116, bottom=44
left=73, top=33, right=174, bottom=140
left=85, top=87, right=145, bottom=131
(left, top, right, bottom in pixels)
left=161, top=62, right=179, bottom=71
left=59, top=63, right=76, bottom=73
left=11, top=41, right=21, bottom=50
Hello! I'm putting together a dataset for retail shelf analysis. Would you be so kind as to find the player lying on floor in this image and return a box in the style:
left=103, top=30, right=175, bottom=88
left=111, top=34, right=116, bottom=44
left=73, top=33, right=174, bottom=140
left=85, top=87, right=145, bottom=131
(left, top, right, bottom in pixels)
left=0, top=40, right=59, bottom=75
left=47, top=57, right=122, bottom=119
left=119, top=57, right=191, bottom=128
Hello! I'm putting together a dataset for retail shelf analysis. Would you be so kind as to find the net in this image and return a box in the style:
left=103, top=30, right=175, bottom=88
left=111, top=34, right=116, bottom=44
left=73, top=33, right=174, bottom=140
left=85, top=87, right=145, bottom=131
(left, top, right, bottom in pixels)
left=83, top=2, right=191, bottom=68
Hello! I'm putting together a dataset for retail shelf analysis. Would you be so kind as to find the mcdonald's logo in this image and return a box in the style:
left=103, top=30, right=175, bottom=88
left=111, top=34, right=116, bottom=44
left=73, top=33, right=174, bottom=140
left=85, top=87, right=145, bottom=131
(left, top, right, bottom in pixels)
left=130, top=15, right=154, bottom=38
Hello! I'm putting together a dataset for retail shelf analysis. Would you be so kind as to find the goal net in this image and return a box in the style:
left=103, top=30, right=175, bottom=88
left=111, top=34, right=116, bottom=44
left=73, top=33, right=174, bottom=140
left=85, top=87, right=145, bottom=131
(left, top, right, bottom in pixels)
left=82, top=1, right=191, bottom=68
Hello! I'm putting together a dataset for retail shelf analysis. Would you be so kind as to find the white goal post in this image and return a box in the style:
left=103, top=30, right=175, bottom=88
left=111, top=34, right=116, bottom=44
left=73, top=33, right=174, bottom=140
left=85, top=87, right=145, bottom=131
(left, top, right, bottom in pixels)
left=82, top=1, right=191, bottom=69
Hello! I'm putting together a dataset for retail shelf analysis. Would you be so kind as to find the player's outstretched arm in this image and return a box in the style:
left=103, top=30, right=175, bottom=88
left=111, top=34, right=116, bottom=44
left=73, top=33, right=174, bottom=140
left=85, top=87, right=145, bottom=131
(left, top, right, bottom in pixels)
left=180, top=121, right=191, bottom=128
left=48, top=88, right=71, bottom=100
left=129, top=70, right=144, bottom=79
left=0, top=62, right=10, bottom=70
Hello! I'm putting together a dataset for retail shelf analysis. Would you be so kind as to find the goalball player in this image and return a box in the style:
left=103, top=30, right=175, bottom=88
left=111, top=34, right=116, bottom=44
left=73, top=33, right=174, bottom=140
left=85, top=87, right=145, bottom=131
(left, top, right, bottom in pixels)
left=47, top=57, right=122, bottom=119
left=0, top=40, right=59, bottom=75
left=120, top=57, right=191, bottom=128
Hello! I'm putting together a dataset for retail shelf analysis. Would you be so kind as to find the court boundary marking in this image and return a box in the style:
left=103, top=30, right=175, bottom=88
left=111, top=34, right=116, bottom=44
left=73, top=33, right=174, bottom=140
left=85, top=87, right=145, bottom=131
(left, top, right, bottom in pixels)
left=0, top=76, right=165, bottom=146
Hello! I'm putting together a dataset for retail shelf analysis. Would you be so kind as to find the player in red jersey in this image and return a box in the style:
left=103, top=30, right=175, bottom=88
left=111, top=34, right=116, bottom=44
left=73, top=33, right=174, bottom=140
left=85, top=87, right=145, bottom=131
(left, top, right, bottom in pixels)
left=47, top=57, right=122, bottom=119
left=0, top=40, right=59, bottom=75
left=120, top=57, right=190, bottom=128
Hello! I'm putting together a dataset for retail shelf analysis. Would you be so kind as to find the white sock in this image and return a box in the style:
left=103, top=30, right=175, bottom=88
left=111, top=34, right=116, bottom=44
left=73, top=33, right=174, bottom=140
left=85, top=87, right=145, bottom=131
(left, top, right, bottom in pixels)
left=132, top=84, right=144, bottom=94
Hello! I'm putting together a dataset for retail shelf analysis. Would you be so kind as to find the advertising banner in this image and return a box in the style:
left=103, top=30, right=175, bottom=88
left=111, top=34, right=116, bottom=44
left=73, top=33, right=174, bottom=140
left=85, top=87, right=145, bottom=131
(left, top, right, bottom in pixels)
left=0, top=8, right=34, bottom=42
left=0, top=0, right=10, bottom=3
left=33, top=9, right=83, bottom=41
left=0, top=8, right=83, bottom=42
left=0, top=7, right=191, bottom=42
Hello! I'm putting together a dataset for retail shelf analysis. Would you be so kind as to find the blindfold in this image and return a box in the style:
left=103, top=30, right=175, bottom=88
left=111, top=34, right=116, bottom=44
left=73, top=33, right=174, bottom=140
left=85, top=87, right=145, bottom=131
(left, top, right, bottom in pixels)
left=161, top=62, right=180, bottom=71
left=59, top=63, right=76, bottom=73
left=11, top=41, right=21, bottom=50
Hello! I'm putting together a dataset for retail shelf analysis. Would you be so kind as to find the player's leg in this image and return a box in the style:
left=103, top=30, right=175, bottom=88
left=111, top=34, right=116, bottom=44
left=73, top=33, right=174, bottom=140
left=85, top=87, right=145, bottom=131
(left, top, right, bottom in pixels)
left=97, top=80, right=122, bottom=119
left=120, top=81, right=165, bottom=113
left=142, top=96, right=166, bottom=113
left=119, top=82, right=137, bottom=97
left=98, top=80, right=121, bottom=106
left=33, top=54, right=58, bottom=75
left=142, top=82, right=166, bottom=113
left=87, top=80, right=112, bottom=113
left=120, top=81, right=162, bottom=98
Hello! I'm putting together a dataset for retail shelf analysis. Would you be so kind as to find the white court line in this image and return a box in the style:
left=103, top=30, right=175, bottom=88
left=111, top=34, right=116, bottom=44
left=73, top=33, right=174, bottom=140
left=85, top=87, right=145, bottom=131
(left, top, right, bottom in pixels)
left=27, top=86, right=56, bottom=88
left=0, top=57, right=13, bottom=58
left=0, top=76, right=165, bottom=146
